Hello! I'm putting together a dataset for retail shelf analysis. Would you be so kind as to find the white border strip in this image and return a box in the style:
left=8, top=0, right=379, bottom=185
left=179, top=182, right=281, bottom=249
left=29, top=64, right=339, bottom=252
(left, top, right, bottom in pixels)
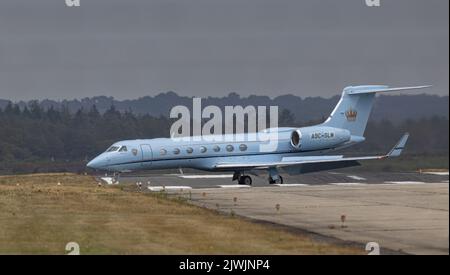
left=329, top=182, right=367, bottom=186
left=273, top=183, right=309, bottom=187
left=423, top=172, right=449, bottom=176
left=218, top=185, right=251, bottom=188
left=347, top=175, right=367, bottom=181
left=384, top=181, right=426, bottom=185
left=179, top=174, right=232, bottom=179
left=147, top=186, right=193, bottom=191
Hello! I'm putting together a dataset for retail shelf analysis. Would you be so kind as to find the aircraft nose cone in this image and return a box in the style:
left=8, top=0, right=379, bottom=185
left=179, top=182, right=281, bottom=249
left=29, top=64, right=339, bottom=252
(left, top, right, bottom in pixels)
left=87, top=158, right=102, bottom=169
left=87, top=155, right=111, bottom=170
left=86, top=159, right=97, bottom=169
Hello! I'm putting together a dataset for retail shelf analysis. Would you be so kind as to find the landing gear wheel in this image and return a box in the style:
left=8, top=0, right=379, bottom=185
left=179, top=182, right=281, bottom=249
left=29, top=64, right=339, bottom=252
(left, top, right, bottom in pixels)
left=268, top=176, right=283, bottom=185
left=243, top=176, right=252, bottom=185
left=239, top=176, right=252, bottom=185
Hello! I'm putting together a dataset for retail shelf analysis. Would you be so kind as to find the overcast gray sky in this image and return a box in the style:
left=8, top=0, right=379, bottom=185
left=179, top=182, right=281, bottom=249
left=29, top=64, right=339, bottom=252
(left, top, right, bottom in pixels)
left=0, top=0, right=448, bottom=100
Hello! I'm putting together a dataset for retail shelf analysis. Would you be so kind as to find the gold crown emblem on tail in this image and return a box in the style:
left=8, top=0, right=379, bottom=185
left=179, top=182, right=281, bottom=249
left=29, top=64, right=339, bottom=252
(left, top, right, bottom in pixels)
left=345, top=108, right=357, bottom=121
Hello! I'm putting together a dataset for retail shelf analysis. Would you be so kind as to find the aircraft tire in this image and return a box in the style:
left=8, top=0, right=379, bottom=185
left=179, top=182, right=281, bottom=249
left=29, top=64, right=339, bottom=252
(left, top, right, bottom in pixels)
left=243, top=176, right=252, bottom=185
left=239, top=176, right=252, bottom=185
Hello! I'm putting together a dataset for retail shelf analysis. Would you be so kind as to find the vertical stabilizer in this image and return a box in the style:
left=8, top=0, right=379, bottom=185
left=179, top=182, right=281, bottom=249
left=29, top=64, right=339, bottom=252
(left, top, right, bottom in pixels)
left=322, top=85, right=431, bottom=136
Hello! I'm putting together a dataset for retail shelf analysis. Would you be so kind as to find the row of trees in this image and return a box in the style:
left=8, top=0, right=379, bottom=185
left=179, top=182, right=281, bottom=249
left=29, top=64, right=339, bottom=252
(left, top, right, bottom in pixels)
left=0, top=103, right=170, bottom=162
left=0, top=102, right=448, bottom=165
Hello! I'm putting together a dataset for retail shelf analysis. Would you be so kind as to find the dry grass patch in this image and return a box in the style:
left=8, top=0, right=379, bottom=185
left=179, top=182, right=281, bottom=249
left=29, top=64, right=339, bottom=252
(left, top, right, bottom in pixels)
left=0, top=173, right=363, bottom=254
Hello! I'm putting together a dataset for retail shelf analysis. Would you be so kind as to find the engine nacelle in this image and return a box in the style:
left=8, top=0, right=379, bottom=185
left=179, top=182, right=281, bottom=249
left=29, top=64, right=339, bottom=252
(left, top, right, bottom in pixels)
left=290, top=126, right=351, bottom=151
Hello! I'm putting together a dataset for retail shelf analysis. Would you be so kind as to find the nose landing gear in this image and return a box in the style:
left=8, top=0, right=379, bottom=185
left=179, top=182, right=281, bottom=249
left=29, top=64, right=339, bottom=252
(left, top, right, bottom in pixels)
left=112, top=172, right=121, bottom=184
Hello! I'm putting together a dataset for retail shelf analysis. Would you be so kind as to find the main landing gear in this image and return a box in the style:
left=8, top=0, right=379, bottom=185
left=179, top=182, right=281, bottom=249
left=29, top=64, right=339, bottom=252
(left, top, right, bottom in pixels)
left=233, top=172, right=253, bottom=185
left=239, top=175, right=253, bottom=185
left=232, top=169, right=285, bottom=185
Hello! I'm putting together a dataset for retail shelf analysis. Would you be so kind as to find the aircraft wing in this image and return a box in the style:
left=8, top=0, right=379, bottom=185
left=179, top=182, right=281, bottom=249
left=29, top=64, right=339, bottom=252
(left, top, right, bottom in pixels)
left=214, top=133, right=409, bottom=170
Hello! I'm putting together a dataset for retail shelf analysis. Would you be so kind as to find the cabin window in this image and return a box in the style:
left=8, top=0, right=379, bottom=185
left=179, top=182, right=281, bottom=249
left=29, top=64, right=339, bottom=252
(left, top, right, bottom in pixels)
left=226, top=145, right=234, bottom=152
left=239, top=144, right=247, bottom=151
left=173, top=148, right=180, bottom=155
left=200, top=146, right=207, bottom=153
left=186, top=147, right=194, bottom=154
left=106, top=146, right=120, bottom=152
left=119, top=146, right=127, bottom=152
left=160, top=149, right=167, bottom=155
left=213, top=145, right=220, bottom=152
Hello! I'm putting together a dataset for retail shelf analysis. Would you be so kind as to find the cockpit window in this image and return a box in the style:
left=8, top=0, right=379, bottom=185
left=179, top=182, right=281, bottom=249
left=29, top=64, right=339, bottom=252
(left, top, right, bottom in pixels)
left=119, top=146, right=127, bottom=152
left=106, top=146, right=120, bottom=152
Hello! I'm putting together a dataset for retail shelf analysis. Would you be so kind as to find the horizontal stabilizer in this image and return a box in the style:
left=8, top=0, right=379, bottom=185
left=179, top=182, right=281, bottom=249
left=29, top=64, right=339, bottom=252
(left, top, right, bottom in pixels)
left=346, top=85, right=431, bottom=95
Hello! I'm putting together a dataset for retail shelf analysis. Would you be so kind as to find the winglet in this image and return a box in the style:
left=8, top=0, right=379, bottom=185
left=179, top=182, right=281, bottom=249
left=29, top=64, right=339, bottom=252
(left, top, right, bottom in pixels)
left=386, top=133, right=410, bottom=158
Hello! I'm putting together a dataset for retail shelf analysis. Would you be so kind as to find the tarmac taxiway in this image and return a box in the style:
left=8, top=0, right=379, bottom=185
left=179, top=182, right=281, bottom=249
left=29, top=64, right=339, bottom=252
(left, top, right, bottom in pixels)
left=100, top=171, right=449, bottom=254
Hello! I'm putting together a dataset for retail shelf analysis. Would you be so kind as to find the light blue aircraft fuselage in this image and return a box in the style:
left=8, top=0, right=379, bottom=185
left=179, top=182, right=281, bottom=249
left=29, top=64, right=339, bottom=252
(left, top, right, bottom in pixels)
left=87, top=85, right=428, bottom=185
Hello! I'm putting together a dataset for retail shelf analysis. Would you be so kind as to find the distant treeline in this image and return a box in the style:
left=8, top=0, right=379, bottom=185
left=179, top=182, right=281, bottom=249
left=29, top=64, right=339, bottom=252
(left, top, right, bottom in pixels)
left=1, top=92, right=448, bottom=123
left=0, top=102, right=170, bottom=163
left=0, top=102, right=447, bottom=169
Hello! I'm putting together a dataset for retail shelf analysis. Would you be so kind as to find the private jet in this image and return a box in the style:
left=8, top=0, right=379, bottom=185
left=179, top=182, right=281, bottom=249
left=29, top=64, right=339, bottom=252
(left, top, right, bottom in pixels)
left=87, top=85, right=429, bottom=185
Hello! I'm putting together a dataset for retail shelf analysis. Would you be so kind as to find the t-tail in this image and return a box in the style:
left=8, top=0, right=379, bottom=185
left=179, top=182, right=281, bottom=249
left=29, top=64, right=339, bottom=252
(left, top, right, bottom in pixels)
left=322, top=85, right=431, bottom=137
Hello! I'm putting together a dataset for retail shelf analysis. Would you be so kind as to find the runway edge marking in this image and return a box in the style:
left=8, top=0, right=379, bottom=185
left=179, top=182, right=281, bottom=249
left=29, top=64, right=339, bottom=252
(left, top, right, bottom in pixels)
left=179, top=174, right=232, bottom=179
left=329, top=182, right=368, bottom=186
left=147, top=186, right=193, bottom=191
left=273, top=183, right=310, bottom=187
left=217, top=185, right=252, bottom=188
left=384, top=181, right=426, bottom=185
